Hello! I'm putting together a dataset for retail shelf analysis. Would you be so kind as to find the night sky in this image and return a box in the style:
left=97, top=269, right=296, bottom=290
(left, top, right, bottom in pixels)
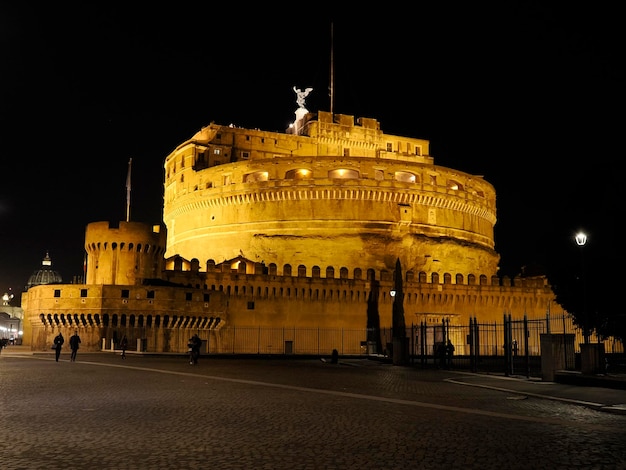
left=1, top=4, right=623, bottom=302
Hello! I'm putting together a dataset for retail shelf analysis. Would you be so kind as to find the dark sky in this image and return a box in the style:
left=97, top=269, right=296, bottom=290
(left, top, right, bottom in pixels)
left=0, top=3, right=623, bottom=298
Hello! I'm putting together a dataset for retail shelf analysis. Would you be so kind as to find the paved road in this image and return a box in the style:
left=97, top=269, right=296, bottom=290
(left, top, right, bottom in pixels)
left=1, top=349, right=626, bottom=469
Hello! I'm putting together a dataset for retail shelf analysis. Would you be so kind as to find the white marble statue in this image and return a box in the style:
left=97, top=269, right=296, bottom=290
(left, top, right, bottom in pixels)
left=293, top=86, right=313, bottom=109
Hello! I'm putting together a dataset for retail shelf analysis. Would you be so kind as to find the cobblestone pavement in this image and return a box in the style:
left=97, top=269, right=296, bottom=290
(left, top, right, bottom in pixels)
left=1, top=350, right=626, bottom=469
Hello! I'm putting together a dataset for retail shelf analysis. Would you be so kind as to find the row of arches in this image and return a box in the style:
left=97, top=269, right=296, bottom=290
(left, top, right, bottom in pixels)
left=40, top=313, right=222, bottom=330
left=211, top=260, right=502, bottom=286
left=86, top=241, right=166, bottom=256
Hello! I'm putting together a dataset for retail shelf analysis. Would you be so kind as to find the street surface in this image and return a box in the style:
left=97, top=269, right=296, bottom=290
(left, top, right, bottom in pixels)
left=1, top=352, right=625, bottom=469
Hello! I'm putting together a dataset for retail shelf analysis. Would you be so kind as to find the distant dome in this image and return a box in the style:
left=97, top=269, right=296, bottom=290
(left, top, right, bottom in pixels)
left=27, top=252, right=62, bottom=289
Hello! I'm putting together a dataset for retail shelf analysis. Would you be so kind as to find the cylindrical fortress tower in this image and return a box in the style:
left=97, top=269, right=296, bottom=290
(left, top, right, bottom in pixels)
left=163, top=112, right=499, bottom=278
left=85, top=221, right=167, bottom=285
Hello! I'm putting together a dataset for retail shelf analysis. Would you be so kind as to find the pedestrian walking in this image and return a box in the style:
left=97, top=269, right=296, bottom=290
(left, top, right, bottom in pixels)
left=436, top=342, right=446, bottom=369
left=120, top=335, right=128, bottom=359
left=53, top=332, right=64, bottom=362
left=446, top=339, right=455, bottom=369
left=69, top=330, right=81, bottom=362
left=188, top=334, right=202, bottom=365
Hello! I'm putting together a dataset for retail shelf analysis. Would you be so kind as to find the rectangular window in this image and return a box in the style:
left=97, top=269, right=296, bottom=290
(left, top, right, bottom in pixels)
left=241, top=151, right=250, bottom=159
left=54, top=289, right=61, bottom=298
left=386, top=142, right=393, bottom=152
left=80, top=289, right=88, bottom=298
left=213, top=148, right=221, bottom=155
left=121, top=289, right=130, bottom=298
left=247, top=301, right=255, bottom=309
left=415, top=146, right=422, bottom=156
left=185, top=292, right=192, bottom=301
left=203, top=293, right=210, bottom=302
left=147, top=290, right=155, bottom=299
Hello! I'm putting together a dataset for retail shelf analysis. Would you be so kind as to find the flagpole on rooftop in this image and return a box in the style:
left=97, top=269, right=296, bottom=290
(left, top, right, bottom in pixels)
left=329, top=22, right=334, bottom=115
left=126, top=158, right=132, bottom=222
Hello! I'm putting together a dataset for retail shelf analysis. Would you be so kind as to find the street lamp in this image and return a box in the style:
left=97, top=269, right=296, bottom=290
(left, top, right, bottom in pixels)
left=575, top=231, right=588, bottom=344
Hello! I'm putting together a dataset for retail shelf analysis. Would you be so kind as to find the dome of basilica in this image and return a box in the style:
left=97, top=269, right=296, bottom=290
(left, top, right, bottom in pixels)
left=27, top=252, right=62, bottom=288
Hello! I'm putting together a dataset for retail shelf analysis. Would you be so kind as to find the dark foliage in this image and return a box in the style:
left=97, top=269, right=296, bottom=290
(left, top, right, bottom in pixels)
left=366, top=279, right=382, bottom=353
left=545, top=222, right=625, bottom=344
left=392, top=258, right=406, bottom=339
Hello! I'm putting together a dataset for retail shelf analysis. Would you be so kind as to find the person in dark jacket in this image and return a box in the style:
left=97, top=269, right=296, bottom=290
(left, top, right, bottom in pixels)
left=53, top=333, right=64, bottom=362
left=120, top=335, right=128, bottom=359
left=188, top=334, right=202, bottom=365
left=445, top=339, right=455, bottom=369
left=69, top=330, right=81, bottom=362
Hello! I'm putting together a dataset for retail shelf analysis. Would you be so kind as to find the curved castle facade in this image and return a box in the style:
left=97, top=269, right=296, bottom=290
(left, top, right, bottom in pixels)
left=164, top=111, right=499, bottom=279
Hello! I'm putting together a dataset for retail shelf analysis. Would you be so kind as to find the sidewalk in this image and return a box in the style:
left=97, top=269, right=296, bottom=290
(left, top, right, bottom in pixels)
left=3, top=345, right=625, bottom=414
left=444, top=370, right=626, bottom=415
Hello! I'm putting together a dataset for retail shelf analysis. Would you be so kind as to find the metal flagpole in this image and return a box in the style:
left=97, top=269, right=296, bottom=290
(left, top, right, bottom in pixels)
left=329, top=22, right=334, bottom=115
left=126, top=158, right=132, bottom=222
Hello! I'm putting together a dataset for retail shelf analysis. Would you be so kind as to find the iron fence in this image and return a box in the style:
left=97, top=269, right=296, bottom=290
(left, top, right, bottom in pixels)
left=212, top=313, right=624, bottom=377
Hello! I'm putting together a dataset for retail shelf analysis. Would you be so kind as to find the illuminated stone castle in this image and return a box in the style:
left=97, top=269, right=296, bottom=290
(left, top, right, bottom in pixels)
left=164, top=111, right=498, bottom=279
left=21, top=105, right=560, bottom=355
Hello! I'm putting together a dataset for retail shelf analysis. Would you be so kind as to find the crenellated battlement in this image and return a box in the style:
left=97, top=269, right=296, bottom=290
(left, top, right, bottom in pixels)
left=164, top=255, right=546, bottom=290
left=159, top=254, right=555, bottom=328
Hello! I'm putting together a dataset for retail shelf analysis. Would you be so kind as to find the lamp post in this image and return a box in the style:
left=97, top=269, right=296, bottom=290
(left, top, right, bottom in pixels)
left=575, top=231, right=588, bottom=344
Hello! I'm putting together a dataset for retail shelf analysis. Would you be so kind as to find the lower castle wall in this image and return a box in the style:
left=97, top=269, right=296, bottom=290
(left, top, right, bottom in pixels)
left=21, top=271, right=560, bottom=354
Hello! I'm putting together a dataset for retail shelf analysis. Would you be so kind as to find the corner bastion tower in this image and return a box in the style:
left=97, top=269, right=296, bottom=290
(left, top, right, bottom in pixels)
left=84, top=221, right=167, bottom=286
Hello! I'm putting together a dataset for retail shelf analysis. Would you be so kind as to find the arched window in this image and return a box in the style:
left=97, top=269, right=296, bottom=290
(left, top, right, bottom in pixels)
left=394, top=171, right=418, bottom=183
left=447, top=179, right=464, bottom=191
left=328, top=168, right=359, bottom=179
left=243, top=171, right=269, bottom=183
left=285, top=169, right=312, bottom=179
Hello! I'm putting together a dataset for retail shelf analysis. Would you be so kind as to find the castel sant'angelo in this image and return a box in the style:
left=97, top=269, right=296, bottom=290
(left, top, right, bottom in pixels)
left=21, top=89, right=562, bottom=355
